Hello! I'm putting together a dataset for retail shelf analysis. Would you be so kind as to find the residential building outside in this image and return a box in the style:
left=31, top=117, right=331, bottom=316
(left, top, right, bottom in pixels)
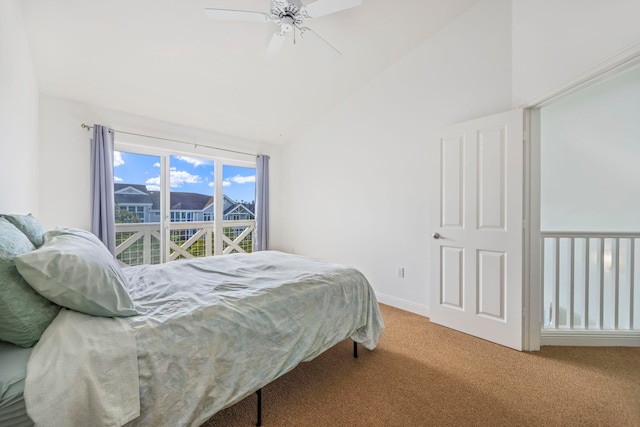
left=114, top=183, right=256, bottom=266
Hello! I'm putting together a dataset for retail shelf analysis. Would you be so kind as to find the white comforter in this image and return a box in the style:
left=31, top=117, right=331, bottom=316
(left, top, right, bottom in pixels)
left=25, top=251, right=384, bottom=426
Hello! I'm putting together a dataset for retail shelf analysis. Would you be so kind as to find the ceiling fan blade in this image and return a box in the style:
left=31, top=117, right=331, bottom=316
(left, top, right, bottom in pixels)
left=266, top=32, right=287, bottom=55
left=298, top=26, right=341, bottom=56
left=304, top=0, right=362, bottom=19
left=204, top=8, right=270, bottom=23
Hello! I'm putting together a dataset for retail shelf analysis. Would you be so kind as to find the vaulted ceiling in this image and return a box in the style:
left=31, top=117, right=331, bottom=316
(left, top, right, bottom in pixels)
left=21, top=0, right=478, bottom=144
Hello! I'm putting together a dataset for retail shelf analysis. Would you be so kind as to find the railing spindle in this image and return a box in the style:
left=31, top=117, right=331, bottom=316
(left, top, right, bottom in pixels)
left=631, top=239, right=636, bottom=330
left=569, top=237, right=575, bottom=329
left=584, top=238, right=590, bottom=330
left=599, top=238, right=605, bottom=330
left=554, top=238, right=560, bottom=329
left=614, top=238, right=620, bottom=330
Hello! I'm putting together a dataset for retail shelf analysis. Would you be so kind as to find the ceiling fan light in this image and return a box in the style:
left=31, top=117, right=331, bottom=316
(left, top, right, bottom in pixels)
left=280, top=16, right=294, bottom=32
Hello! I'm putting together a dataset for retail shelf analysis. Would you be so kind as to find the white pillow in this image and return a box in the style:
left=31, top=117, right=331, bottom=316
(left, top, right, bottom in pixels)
left=15, top=227, right=138, bottom=317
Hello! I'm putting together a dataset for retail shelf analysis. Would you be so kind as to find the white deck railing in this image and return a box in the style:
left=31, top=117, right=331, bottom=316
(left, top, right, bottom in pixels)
left=115, top=220, right=255, bottom=267
left=541, top=232, right=639, bottom=333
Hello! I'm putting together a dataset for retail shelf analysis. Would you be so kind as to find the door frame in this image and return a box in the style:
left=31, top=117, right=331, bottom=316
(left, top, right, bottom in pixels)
left=520, top=41, right=640, bottom=351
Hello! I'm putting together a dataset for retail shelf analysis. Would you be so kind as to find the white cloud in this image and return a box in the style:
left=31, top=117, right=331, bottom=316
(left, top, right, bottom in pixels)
left=153, top=162, right=160, bottom=168
left=113, top=151, right=124, bottom=167
left=146, top=169, right=202, bottom=188
left=146, top=177, right=160, bottom=186
left=227, top=174, right=255, bottom=185
left=146, top=184, right=160, bottom=191
left=175, top=156, right=211, bottom=167
left=208, top=181, right=231, bottom=187
left=114, top=176, right=123, bottom=182
left=172, top=170, right=202, bottom=186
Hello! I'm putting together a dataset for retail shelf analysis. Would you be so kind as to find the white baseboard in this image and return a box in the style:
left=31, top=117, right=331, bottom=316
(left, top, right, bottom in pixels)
left=374, top=294, right=638, bottom=346
left=541, top=330, right=640, bottom=347
left=375, top=292, right=430, bottom=318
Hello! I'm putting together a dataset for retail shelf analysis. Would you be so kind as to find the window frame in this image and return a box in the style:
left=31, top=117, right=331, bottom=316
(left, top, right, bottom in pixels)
left=114, top=141, right=256, bottom=263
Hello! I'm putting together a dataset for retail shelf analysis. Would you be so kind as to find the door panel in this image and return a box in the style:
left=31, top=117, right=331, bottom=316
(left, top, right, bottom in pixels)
left=431, top=109, right=524, bottom=350
left=477, top=129, right=505, bottom=230
left=441, top=246, right=464, bottom=309
left=477, top=250, right=505, bottom=320
left=441, top=136, right=465, bottom=228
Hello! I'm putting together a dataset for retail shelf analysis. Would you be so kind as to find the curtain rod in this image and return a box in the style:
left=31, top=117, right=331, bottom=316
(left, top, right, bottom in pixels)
left=81, top=123, right=258, bottom=158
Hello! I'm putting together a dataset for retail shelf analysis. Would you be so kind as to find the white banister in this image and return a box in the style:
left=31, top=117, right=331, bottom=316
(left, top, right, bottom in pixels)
left=541, top=232, right=640, bottom=341
left=115, top=220, right=255, bottom=266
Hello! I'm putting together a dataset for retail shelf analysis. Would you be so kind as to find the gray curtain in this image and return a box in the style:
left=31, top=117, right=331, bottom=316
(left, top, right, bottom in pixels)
left=254, top=154, right=270, bottom=251
left=91, top=124, right=116, bottom=255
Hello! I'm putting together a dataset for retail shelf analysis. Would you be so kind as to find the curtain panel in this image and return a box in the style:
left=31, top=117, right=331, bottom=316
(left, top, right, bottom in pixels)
left=91, top=124, right=116, bottom=255
left=255, top=154, right=270, bottom=251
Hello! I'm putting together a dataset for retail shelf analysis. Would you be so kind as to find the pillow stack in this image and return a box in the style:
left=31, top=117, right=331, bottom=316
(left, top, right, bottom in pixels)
left=2, top=213, right=47, bottom=248
left=0, top=216, right=59, bottom=347
left=0, top=215, right=138, bottom=348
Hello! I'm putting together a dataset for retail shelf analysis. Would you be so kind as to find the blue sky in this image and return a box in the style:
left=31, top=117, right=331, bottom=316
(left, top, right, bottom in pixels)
left=113, top=151, right=256, bottom=202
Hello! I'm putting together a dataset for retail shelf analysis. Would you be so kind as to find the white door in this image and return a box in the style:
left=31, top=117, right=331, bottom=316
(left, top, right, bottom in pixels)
left=430, top=109, right=524, bottom=350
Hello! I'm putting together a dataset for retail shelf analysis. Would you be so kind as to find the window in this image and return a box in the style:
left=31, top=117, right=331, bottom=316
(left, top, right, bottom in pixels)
left=222, top=164, right=256, bottom=254
left=170, top=211, right=195, bottom=222
left=113, top=147, right=256, bottom=266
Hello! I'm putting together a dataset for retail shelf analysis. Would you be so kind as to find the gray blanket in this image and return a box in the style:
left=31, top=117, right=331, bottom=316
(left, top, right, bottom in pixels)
left=25, top=251, right=384, bottom=426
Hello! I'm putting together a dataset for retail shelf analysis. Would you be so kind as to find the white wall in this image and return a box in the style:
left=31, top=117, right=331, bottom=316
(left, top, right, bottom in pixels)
left=512, top=0, right=640, bottom=106
left=10, top=0, right=640, bottom=315
left=38, top=95, right=283, bottom=234
left=0, top=1, right=40, bottom=215
left=277, top=0, right=513, bottom=314
left=541, top=63, right=640, bottom=231
left=279, top=0, right=640, bottom=314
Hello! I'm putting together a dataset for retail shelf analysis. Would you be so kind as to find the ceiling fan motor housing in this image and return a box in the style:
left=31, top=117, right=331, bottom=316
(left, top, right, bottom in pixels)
left=272, top=0, right=304, bottom=32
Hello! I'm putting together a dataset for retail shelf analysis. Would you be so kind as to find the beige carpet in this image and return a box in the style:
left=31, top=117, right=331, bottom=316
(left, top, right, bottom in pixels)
left=202, top=304, right=640, bottom=426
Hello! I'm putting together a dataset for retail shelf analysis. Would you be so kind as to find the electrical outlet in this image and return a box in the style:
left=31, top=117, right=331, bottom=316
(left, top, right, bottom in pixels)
left=398, top=267, right=405, bottom=278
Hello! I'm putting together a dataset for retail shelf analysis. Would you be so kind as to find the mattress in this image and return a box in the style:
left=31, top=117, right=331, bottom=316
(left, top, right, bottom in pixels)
left=0, top=341, right=34, bottom=427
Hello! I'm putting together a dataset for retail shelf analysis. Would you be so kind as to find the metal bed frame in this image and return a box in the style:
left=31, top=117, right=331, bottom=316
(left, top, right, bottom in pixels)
left=253, top=340, right=358, bottom=426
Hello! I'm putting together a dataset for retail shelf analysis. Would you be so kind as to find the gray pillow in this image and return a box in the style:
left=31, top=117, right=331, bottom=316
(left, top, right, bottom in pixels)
left=1, top=213, right=47, bottom=248
left=0, top=218, right=60, bottom=347
left=15, top=227, right=138, bottom=318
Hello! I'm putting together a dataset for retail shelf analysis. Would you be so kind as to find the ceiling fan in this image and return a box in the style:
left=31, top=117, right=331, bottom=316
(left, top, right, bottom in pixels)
left=205, top=0, right=362, bottom=55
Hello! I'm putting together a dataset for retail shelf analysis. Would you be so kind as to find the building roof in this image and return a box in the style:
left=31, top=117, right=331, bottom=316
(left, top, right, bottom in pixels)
left=224, top=202, right=255, bottom=216
left=114, top=184, right=154, bottom=205
left=115, top=184, right=253, bottom=216
left=168, top=192, right=213, bottom=211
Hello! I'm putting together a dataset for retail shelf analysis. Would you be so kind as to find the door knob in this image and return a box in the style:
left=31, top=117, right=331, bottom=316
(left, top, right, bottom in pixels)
left=432, top=232, right=442, bottom=240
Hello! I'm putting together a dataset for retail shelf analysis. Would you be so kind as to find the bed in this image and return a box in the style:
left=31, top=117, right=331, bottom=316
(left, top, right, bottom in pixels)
left=0, top=216, right=384, bottom=427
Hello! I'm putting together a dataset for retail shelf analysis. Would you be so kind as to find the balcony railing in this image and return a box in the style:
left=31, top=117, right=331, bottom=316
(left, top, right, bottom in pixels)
left=115, top=220, right=255, bottom=267
left=541, top=232, right=639, bottom=333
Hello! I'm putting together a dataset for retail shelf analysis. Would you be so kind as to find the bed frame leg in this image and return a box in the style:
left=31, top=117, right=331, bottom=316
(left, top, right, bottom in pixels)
left=256, top=389, right=262, bottom=426
left=254, top=341, right=356, bottom=426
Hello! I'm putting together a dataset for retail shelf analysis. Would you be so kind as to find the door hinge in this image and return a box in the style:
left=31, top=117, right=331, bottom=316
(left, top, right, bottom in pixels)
left=522, top=219, right=527, bottom=230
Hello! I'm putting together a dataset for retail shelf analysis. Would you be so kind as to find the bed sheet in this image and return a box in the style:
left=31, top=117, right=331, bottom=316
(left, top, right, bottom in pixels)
left=0, top=341, right=34, bottom=427
left=25, top=251, right=384, bottom=427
